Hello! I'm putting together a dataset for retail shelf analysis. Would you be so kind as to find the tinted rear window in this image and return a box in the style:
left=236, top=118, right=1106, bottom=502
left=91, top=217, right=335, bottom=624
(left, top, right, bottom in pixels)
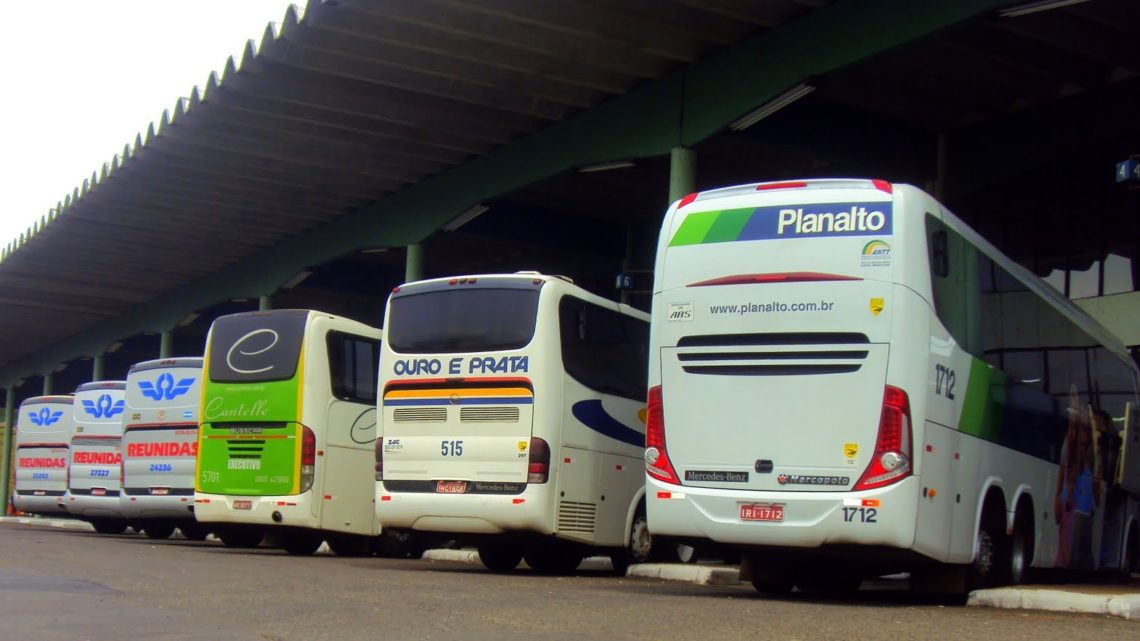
left=208, top=310, right=308, bottom=383
left=388, top=288, right=539, bottom=353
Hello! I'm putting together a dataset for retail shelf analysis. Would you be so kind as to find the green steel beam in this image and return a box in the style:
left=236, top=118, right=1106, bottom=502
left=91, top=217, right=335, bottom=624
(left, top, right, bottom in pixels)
left=160, top=331, right=173, bottom=359
left=259, top=295, right=272, bottom=312
left=405, top=244, right=424, bottom=283
left=0, top=0, right=1014, bottom=386
left=668, top=147, right=697, bottom=207
left=0, top=385, right=14, bottom=515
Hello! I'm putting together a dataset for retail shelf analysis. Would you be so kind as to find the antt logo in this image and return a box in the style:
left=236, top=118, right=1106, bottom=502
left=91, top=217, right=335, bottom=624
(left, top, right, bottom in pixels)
left=81, top=394, right=125, bottom=419
left=138, top=373, right=196, bottom=401
left=28, top=407, right=63, bottom=426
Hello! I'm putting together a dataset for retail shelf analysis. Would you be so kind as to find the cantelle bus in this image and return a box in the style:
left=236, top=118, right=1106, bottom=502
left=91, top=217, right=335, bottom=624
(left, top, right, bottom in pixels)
left=194, top=309, right=382, bottom=555
left=120, top=357, right=208, bottom=540
left=376, top=272, right=656, bottom=574
left=66, top=381, right=130, bottom=534
left=646, top=178, right=1140, bottom=593
left=13, top=395, right=74, bottom=517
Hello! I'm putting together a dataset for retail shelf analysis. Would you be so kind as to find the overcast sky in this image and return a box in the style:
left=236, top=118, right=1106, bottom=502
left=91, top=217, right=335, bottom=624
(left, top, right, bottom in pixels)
left=0, top=0, right=296, bottom=248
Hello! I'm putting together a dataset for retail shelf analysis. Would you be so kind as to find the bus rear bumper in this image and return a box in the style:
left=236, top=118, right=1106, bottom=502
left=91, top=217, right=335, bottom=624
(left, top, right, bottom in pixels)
left=66, top=495, right=126, bottom=519
left=120, top=494, right=196, bottom=520
left=646, top=475, right=918, bottom=549
left=377, top=487, right=552, bottom=536
left=192, top=492, right=318, bottom=529
left=12, top=494, right=69, bottom=517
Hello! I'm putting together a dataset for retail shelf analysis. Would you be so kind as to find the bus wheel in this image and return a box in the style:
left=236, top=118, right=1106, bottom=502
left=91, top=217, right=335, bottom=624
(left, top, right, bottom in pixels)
left=524, top=541, right=583, bottom=575
left=282, top=531, right=324, bottom=556
left=1008, top=514, right=1033, bottom=585
left=216, top=527, right=265, bottom=549
left=970, top=520, right=1005, bottom=589
left=90, top=518, right=128, bottom=535
left=477, top=539, right=523, bottom=572
left=750, top=577, right=794, bottom=595
left=178, top=523, right=210, bottom=541
left=328, top=534, right=372, bottom=557
left=611, top=510, right=653, bottom=575
left=143, top=524, right=175, bottom=540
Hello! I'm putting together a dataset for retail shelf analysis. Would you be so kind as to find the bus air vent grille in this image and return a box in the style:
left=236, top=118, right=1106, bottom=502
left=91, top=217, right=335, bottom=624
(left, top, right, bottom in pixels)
left=460, top=407, right=519, bottom=422
left=393, top=408, right=447, bottom=423
left=557, top=501, right=597, bottom=533
left=226, top=440, right=264, bottom=458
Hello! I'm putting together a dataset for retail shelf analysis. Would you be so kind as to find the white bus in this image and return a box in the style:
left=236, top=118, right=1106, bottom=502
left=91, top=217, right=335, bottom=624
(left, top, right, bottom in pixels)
left=194, top=309, right=383, bottom=556
left=120, top=357, right=208, bottom=540
left=66, top=381, right=130, bottom=534
left=376, top=273, right=656, bottom=574
left=646, top=178, right=1140, bottom=593
left=13, top=395, right=74, bottom=517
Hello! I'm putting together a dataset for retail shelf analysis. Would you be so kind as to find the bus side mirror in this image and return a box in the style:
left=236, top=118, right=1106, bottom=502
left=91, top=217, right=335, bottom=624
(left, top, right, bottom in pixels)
left=932, top=230, right=949, bottom=277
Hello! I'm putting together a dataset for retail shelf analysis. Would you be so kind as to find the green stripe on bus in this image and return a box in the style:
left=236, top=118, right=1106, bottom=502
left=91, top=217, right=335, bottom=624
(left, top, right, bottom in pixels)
left=669, top=211, right=720, bottom=247
left=958, top=358, right=1006, bottom=441
left=702, top=208, right=753, bottom=244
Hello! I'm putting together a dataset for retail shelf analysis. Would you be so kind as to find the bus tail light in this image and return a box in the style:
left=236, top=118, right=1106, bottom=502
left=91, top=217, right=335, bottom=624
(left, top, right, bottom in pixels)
left=300, top=426, right=316, bottom=493
left=645, top=385, right=681, bottom=485
left=374, top=437, right=384, bottom=481
left=527, top=437, right=550, bottom=484
left=854, top=386, right=912, bottom=491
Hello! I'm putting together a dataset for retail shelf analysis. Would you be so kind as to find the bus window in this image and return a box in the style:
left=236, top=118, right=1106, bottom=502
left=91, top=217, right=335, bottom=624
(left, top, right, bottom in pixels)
left=387, top=287, right=539, bottom=353
left=558, top=296, right=648, bottom=402
left=327, top=331, right=380, bottom=404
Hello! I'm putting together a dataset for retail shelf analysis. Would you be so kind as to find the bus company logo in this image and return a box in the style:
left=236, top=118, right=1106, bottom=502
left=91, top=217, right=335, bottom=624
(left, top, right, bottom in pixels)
left=226, top=329, right=280, bottom=376
left=138, top=373, right=196, bottom=401
left=869, top=298, right=884, bottom=317
left=80, top=394, right=125, bottom=419
left=860, top=240, right=892, bottom=267
left=667, top=301, right=694, bottom=322
left=18, top=457, right=67, bottom=468
left=28, top=407, right=63, bottom=426
left=227, top=459, right=261, bottom=470
left=777, top=474, right=850, bottom=486
left=384, top=438, right=403, bottom=453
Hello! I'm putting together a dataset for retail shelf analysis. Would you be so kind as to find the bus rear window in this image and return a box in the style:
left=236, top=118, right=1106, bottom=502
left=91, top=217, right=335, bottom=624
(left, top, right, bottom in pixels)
left=208, top=310, right=308, bottom=383
left=388, top=288, right=539, bottom=354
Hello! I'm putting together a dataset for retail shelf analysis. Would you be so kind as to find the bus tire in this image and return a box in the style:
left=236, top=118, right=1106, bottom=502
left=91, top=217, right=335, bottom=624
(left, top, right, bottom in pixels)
left=1008, top=507, right=1034, bottom=585
left=970, top=511, right=1006, bottom=589
left=282, top=531, right=324, bottom=556
left=90, top=518, right=128, bottom=535
left=524, top=540, right=583, bottom=575
left=178, top=523, right=210, bottom=541
left=328, top=534, right=372, bottom=557
left=750, top=577, right=794, bottom=595
left=610, top=509, right=653, bottom=575
left=143, top=523, right=175, bottom=540
left=477, top=539, right=523, bottom=572
left=216, top=527, right=265, bottom=549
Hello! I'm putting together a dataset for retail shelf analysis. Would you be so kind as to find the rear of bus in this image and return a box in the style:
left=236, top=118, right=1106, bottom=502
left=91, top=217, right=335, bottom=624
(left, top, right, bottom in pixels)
left=647, top=179, right=930, bottom=566
left=194, top=310, right=317, bottom=534
left=13, top=396, right=74, bottom=517
left=67, top=382, right=128, bottom=527
left=122, top=358, right=204, bottom=538
left=377, top=275, right=553, bottom=536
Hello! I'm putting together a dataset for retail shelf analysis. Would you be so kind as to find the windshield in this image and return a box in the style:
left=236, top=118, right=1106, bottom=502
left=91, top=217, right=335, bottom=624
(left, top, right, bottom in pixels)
left=388, top=288, right=539, bottom=353
left=208, top=310, right=308, bottom=383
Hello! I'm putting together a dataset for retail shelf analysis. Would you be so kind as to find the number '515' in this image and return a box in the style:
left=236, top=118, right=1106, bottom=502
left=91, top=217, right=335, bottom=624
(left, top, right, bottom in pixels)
left=441, top=440, right=464, bottom=456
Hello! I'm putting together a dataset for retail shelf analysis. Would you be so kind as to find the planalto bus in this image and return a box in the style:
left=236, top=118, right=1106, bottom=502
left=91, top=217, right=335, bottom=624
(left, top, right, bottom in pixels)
left=66, top=381, right=130, bottom=534
left=646, top=178, right=1140, bottom=593
left=193, top=309, right=382, bottom=555
left=13, top=395, right=74, bottom=517
left=376, top=272, right=657, bottom=574
left=120, top=357, right=208, bottom=540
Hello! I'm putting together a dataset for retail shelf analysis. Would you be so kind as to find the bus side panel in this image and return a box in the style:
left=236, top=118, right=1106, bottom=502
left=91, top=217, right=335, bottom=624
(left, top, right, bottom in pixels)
left=555, top=445, right=600, bottom=544
left=319, top=397, right=379, bottom=536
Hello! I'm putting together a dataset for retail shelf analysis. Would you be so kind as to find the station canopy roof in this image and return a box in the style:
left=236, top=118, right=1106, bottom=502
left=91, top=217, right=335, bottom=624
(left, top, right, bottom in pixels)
left=1, top=0, right=1138, bottom=383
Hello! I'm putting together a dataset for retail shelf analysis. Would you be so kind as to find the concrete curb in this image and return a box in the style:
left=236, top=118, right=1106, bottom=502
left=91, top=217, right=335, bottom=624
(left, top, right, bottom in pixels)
left=968, top=588, right=1140, bottom=620
left=422, top=548, right=740, bottom=584
left=1, top=516, right=92, bottom=531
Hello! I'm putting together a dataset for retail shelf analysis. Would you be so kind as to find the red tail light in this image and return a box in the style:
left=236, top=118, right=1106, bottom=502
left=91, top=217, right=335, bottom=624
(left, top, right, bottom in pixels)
left=300, top=426, right=316, bottom=493
left=854, top=386, right=912, bottom=491
left=645, top=385, right=681, bottom=485
left=374, top=437, right=384, bottom=482
left=527, top=437, right=550, bottom=484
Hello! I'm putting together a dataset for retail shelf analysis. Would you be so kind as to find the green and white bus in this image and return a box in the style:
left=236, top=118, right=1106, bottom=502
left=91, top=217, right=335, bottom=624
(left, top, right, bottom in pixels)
left=194, top=309, right=382, bottom=555
left=646, top=178, right=1140, bottom=593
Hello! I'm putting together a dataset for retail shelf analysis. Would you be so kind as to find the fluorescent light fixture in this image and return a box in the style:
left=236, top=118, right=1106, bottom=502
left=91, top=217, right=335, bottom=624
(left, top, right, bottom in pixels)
left=281, top=270, right=312, bottom=290
left=729, top=83, right=815, bottom=131
left=999, top=0, right=1091, bottom=17
left=361, top=247, right=389, bottom=254
left=106, top=341, right=123, bottom=354
left=442, top=204, right=490, bottom=232
left=578, top=160, right=636, bottom=173
left=52, top=363, right=68, bottom=373
left=177, top=312, right=200, bottom=327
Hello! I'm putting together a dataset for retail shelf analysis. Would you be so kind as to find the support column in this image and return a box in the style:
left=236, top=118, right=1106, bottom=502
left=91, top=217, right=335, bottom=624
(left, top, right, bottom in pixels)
left=934, top=132, right=949, bottom=201
left=405, top=243, right=424, bottom=283
left=92, top=354, right=105, bottom=382
left=160, top=331, right=173, bottom=359
left=42, top=373, right=53, bottom=396
left=668, top=146, right=697, bottom=206
left=259, top=295, right=272, bottom=311
left=1, top=385, right=15, bottom=515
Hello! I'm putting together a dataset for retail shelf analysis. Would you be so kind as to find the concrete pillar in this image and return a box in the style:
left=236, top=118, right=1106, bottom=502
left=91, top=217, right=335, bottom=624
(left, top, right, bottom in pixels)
left=405, top=243, right=424, bottom=283
left=92, top=354, right=105, bottom=382
left=934, top=133, right=949, bottom=201
left=259, top=295, right=272, bottom=311
left=42, top=374, right=53, bottom=396
left=160, top=331, right=173, bottom=359
left=668, top=146, right=697, bottom=207
left=0, top=385, right=15, bottom=515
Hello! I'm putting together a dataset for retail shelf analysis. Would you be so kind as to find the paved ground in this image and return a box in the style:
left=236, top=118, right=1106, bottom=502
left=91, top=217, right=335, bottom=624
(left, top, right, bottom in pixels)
left=1, top=519, right=1137, bottom=641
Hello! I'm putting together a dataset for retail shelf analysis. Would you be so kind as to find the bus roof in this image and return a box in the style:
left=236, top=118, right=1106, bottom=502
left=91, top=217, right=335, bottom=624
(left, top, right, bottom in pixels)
left=128, top=357, right=204, bottom=374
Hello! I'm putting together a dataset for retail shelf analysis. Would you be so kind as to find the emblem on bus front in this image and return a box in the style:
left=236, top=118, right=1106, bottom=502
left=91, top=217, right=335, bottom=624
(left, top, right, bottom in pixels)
left=869, top=298, right=884, bottom=316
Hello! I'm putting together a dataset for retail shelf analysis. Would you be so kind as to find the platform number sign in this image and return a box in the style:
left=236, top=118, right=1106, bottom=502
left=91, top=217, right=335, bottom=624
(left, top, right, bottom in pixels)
left=1116, top=159, right=1140, bottom=184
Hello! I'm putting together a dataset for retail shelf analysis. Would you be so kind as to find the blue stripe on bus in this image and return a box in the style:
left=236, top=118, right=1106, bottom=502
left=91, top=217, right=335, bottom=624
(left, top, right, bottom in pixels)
left=571, top=400, right=644, bottom=448
left=384, top=397, right=534, bottom=406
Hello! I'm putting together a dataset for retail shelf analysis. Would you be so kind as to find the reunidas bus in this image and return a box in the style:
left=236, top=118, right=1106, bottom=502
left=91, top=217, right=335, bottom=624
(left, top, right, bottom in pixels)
left=376, top=273, right=656, bottom=574
left=120, top=357, right=208, bottom=540
left=194, top=309, right=382, bottom=555
left=646, top=178, right=1140, bottom=593
left=66, top=381, right=130, bottom=534
left=13, top=395, right=74, bottom=517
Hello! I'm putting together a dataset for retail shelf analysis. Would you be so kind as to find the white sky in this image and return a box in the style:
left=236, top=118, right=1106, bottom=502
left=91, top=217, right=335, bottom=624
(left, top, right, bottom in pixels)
left=0, top=0, right=297, bottom=247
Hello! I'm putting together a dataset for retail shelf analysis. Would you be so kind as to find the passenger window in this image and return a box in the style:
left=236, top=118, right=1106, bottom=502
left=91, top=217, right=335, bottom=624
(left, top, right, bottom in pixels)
left=558, top=297, right=648, bottom=401
left=326, top=331, right=380, bottom=404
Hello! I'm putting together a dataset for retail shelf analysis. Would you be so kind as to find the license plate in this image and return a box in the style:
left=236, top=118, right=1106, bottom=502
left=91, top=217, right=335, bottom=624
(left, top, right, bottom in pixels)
left=436, top=481, right=467, bottom=494
left=33, top=490, right=45, bottom=496
left=740, top=503, right=784, bottom=522
left=233, top=500, right=252, bottom=510
left=91, top=488, right=106, bottom=496
left=150, top=487, right=170, bottom=496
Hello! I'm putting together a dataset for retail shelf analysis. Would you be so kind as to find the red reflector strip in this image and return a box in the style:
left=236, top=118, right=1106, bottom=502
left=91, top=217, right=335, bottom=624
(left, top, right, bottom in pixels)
left=925, top=444, right=933, bottom=452
left=862, top=499, right=881, bottom=507
left=195, top=499, right=210, bottom=504
left=689, top=272, right=861, bottom=287
left=380, top=495, right=392, bottom=502
left=677, top=192, right=699, bottom=209
left=276, top=501, right=286, bottom=506
left=324, top=495, right=333, bottom=500
left=512, top=498, right=525, bottom=505
left=756, top=181, right=807, bottom=191
left=616, top=464, right=623, bottom=471
left=657, top=491, right=671, bottom=499
left=564, top=457, right=572, bottom=464
left=871, top=179, right=893, bottom=194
